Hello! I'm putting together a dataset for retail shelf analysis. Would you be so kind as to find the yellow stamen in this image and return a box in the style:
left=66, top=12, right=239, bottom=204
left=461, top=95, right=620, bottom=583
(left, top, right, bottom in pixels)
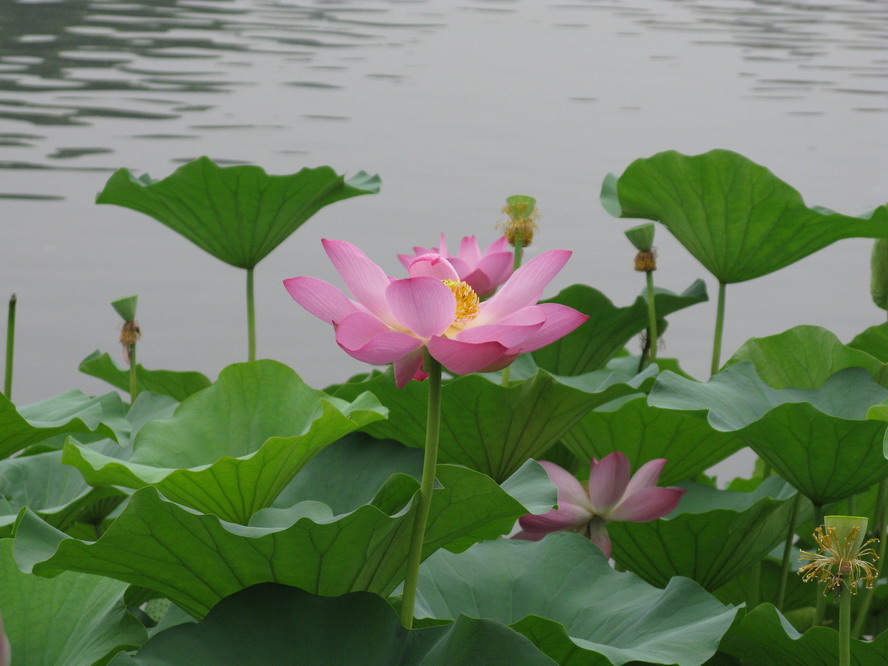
left=442, top=279, right=479, bottom=326
left=798, top=525, right=880, bottom=595
left=499, top=203, right=540, bottom=247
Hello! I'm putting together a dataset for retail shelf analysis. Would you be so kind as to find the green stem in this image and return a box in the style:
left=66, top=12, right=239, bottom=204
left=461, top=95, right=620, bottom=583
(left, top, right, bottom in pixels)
left=710, top=281, right=726, bottom=376
left=4, top=294, right=15, bottom=399
left=399, top=353, right=443, bottom=628
left=246, top=267, right=256, bottom=362
left=852, top=479, right=888, bottom=637
left=502, top=232, right=525, bottom=386
left=748, top=561, right=761, bottom=609
left=840, top=583, right=851, bottom=666
left=644, top=271, right=658, bottom=366
left=777, top=492, right=803, bottom=611
left=813, top=503, right=828, bottom=628
left=128, top=342, right=138, bottom=404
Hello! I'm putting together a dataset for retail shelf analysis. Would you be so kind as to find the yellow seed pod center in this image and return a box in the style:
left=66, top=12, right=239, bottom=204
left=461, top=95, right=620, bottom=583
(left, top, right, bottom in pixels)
left=442, top=279, right=480, bottom=325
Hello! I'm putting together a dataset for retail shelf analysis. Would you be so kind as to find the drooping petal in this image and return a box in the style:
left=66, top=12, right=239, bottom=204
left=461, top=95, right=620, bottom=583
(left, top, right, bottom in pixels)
left=507, top=303, right=588, bottom=354
left=516, top=500, right=593, bottom=538
left=322, top=239, right=395, bottom=324
left=387, top=277, right=456, bottom=338
left=622, top=458, right=668, bottom=499
left=587, top=516, right=613, bottom=558
left=393, top=347, right=428, bottom=388
left=539, top=461, right=593, bottom=512
left=335, top=311, right=424, bottom=364
left=608, top=486, right=685, bottom=523
left=477, top=249, right=572, bottom=323
left=587, top=452, right=632, bottom=515
left=426, top=335, right=510, bottom=375
left=406, top=253, right=460, bottom=281
left=283, top=276, right=360, bottom=325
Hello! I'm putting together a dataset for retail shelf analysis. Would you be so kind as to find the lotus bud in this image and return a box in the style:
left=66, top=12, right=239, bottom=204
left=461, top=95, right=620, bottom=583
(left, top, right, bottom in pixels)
left=625, top=223, right=657, bottom=272
left=871, top=239, right=888, bottom=311
left=500, top=195, right=540, bottom=247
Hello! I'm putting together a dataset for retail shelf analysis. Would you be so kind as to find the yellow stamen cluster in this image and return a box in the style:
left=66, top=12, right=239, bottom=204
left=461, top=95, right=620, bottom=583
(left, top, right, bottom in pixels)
left=634, top=249, right=658, bottom=272
left=798, top=525, right=880, bottom=595
left=499, top=204, right=540, bottom=247
left=120, top=321, right=141, bottom=347
left=442, top=279, right=480, bottom=326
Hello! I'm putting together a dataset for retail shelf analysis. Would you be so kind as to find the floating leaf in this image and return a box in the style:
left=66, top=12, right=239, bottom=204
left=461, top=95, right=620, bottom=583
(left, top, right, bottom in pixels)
left=112, top=583, right=554, bottom=666
left=63, top=360, right=387, bottom=524
left=726, top=325, right=888, bottom=389
left=0, top=539, right=146, bottom=665
left=531, top=280, right=707, bottom=376
left=650, top=364, right=888, bottom=505
left=561, top=395, right=745, bottom=486
left=601, top=149, right=888, bottom=283
left=15, top=463, right=547, bottom=618
left=332, top=366, right=657, bottom=482
left=96, top=157, right=381, bottom=269
left=719, top=603, right=888, bottom=665
left=415, top=533, right=738, bottom=665
left=609, top=476, right=801, bottom=591
left=80, top=350, right=212, bottom=402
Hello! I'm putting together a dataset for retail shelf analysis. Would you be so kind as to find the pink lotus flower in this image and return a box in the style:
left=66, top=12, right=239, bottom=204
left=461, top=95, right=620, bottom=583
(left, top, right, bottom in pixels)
left=513, top=452, right=685, bottom=558
left=398, top=234, right=513, bottom=298
left=284, top=239, right=587, bottom=388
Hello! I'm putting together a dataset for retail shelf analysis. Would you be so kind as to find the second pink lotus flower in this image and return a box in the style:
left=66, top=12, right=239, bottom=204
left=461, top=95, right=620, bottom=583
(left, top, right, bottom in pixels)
left=284, top=239, right=587, bottom=387
left=513, top=452, right=685, bottom=558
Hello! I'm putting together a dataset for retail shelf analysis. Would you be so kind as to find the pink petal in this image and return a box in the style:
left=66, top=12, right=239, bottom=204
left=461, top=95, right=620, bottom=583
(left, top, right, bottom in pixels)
left=587, top=452, right=631, bottom=515
left=393, top=348, right=428, bottom=388
left=436, top=233, right=450, bottom=259
left=509, top=303, right=588, bottom=353
left=454, top=307, right=546, bottom=348
left=458, top=235, right=482, bottom=265
left=475, top=250, right=514, bottom=282
left=609, top=486, right=685, bottom=523
left=406, top=254, right=460, bottom=281
left=587, top=516, right=612, bottom=558
left=539, top=460, right=593, bottom=511
left=623, top=458, right=668, bottom=499
left=335, top=311, right=424, bottom=364
left=322, top=239, right=395, bottom=324
left=397, top=253, right=415, bottom=271
left=283, top=276, right=360, bottom=325
left=486, top=236, right=510, bottom=253
left=477, top=249, right=572, bottom=323
left=426, top=336, right=510, bottom=375
left=387, top=277, right=456, bottom=338
left=517, top=501, right=592, bottom=536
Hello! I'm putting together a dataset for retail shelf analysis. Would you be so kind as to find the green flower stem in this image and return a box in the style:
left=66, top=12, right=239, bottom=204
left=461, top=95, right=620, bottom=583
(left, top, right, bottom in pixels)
left=512, top=231, right=524, bottom=272
left=4, top=293, right=15, bottom=399
left=777, top=492, right=803, bottom=611
left=128, top=342, right=138, bottom=404
left=852, top=479, right=888, bottom=637
left=644, top=272, right=658, bottom=366
left=246, top=267, right=256, bottom=362
left=399, top=352, right=443, bottom=628
left=813, top=502, right=828, bottom=628
left=840, top=583, right=852, bottom=666
left=747, top=561, right=761, bottom=609
left=710, top=281, right=726, bottom=376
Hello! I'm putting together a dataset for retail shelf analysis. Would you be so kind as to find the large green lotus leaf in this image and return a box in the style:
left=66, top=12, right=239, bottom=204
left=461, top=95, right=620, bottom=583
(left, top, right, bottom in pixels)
left=415, top=533, right=738, bottom=665
left=0, top=448, right=124, bottom=537
left=332, top=365, right=657, bottom=483
left=14, top=463, right=548, bottom=618
left=531, top=280, right=708, bottom=376
left=562, top=395, right=745, bottom=486
left=609, top=476, right=801, bottom=591
left=719, top=603, right=888, bottom=664
left=849, top=321, right=888, bottom=363
left=600, top=149, right=888, bottom=284
left=0, top=539, right=146, bottom=665
left=726, top=325, right=888, bottom=389
left=96, top=157, right=381, bottom=269
left=110, top=583, right=554, bottom=666
left=62, top=360, right=387, bottom=524
left=0, top=389, right=124, bottom=459
left=80, top=350, right=212, bottom=402
left=650, top=364, right=888, bottom=504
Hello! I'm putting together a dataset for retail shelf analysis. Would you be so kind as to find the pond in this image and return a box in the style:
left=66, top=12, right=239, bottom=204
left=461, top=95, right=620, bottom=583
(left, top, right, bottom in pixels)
left=2, top=0, right=888, bottom=409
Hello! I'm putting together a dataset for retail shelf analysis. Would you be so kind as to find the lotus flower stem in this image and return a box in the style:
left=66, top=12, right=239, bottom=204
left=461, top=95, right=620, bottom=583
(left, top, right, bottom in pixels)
left=644, top=272, right=658, bottom=365
left=840, top=583, right=852, bottom=666
left=4, top=294, right=15, bottom=399
left=852, top=479, right=888, bottom=637
left=777, top=492, right=802, bottom=611
left=400, top=352, right=443, bottom=628
left=247, top=267, right=256, bottom=362
left=128, top=341, right=138, bottom=403
left=502, top=233, right=525, bottom=386
left=710, top=281, right=726, bottom=376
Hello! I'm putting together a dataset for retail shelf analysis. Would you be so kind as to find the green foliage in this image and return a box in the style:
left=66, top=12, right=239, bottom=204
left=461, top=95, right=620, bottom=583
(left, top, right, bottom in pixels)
left=80, top=351, right=212, bottom=402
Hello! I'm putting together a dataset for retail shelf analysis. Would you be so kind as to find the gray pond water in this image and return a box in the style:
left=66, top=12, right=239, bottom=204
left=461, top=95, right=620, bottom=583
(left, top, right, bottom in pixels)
left=2, top=0, right=888, bottom=425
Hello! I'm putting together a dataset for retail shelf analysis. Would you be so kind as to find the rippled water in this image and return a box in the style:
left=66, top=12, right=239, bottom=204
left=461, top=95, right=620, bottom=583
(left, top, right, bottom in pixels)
left=2, top=0, right=888, bottom=414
